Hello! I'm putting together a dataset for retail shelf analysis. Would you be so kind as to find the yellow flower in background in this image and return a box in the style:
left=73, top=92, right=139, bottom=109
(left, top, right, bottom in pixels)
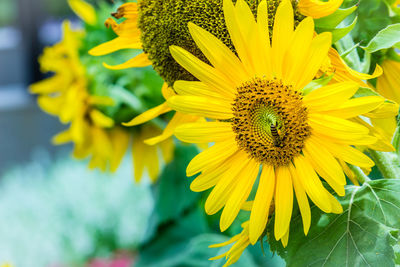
left=67, top=0, right=97, bottom=25
left=377, top=58, right=400, bottom=104
left=132, top=125, right=174, bottom=182
left=30, top=21, right=173, bottom=180
left=30, top=21, right=87, bottom=122
left=298, top=0, right=343, bottom=18
left=371, top=57, right=400, bottom=146
left=168, top=0, right=385, bottom=252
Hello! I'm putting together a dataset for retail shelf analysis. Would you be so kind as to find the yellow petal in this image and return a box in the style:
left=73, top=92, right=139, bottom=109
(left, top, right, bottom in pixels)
left=89, top=110, right=114, bottom=128
left=159, top=137, right=174, bottom=164
left=321, top=96, right=385, bottom=119
left=204, top=152, right=250, bottom=214
left=174, top=80, right=228, bottom=100
left=255, top=0, right=273, bottom=76
left=37, top=95, right=62, bottom=116
left=308, top=113, right=369, bottom=140
left=249, top=164, right=275, bottom=244
left=123, top=102, right=171, bottom=127
left=298, top=0, right=343, bottom=19
left=89, top=37, right=141, bottom=56
left=68, top=0, right=97, bottom=25
left=110, top=127, right=130, bottom=172
left=376, top=59, right=400, bottom=103
left=52, top=129, right=72, bottom=145
left=174, top=121, right=234, bottom=143
left=280, top=229, right=290, bottom=247
left=88, top=95, right=115, bottom=106
left=314, top=136, right=375, bottom=168
left=294, top=155, right=332, bottom=213
left=303, top=81, right=359, bottom=110
left=364, top=101, right=399, bottom=119
left=132, top=137, right=145, bottom=182
left=144, top=113, right=200, bottom=145
left=289, top=163, right=311, bottom=235
left=30, top=75, right=67, bottom=94
left=303, top=136, right=346, bottom=196
left=169, top=45, right=235, bottom=98
left=188, top=22, right=248, bottom=85
left=223, top=0, right=257, bottom=75
left=143, top=144, right=160, bottom=183
left=103, top=53, right=151, bottom=70
left=167, top=95, right=232, bottom=120
left=186, top=138, right=238, bottom=176
left=274, top=166, right=293, bottom=240
left=190, top=152, right=239, bottom=192
left=272, top=0, right=294, bottom=79
left=220, top=159, right=259, bottom=232
left=161, top=83, right=176, bottom=100
left=328, top=48, right=381, bottom=86
left=339, top=159, right=359, bottom=186
left=295, top=32, right=332, bottom=90
left=327, top=193, right=343, bottom=214
left=283, top=17, right=314, bottom=84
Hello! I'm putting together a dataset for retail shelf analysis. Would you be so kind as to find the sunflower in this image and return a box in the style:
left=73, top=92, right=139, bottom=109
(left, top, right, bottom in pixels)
left=376, top=57, right=400, bottom=104
left=168, top=0, right=386, bottom=251
left=89, top=0, right=343, bottom=144
left=30, top=18, right=173, bottom=180
left=369, top=56, right=400, bottom=149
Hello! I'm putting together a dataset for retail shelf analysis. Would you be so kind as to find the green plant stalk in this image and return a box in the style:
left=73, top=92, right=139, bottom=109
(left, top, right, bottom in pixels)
left=393, top=127, right=400, bottom=153
left=348, top=164, right=371, bottom=184
left=368, top=150, right=400, bottom=179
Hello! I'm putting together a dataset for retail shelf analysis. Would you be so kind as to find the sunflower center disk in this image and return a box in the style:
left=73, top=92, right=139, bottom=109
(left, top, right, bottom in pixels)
left=232, top=78, right=311, bottom=166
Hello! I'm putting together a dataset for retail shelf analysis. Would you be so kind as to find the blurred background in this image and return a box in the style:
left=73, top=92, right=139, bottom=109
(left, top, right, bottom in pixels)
left=0, top=0, right=75, bottom=172
left=0, top=0, right=285, bottom=266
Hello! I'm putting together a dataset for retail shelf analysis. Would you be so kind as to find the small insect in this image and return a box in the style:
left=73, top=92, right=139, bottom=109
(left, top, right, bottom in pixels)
left=270, top=123, right=282, bottom=147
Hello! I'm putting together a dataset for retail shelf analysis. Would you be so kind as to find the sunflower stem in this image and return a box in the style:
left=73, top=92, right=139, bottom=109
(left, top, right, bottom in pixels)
left=368, top=150, right=400, bottom=179
left=348, top=165, right=370, bottom=184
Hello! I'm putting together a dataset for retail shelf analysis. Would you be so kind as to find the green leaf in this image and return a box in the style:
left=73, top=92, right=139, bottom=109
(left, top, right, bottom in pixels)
left=136, top=208, right=258, bottom=267
left=269, top=179, right=400, bottom=267
left=152, top=144, right=200, bottom=224
left=303, top=75, right=334, bottom=95
left=315, top=5, right=357, bottom=29
left=336, top=34, right=362, bottom=71
left=353, top=87, right=380, bottom=98
left=331, top=16, right=358, bottom=43
left=363, top=24, right=400, bottom=53
left=136, top=233, right=258, bottom=267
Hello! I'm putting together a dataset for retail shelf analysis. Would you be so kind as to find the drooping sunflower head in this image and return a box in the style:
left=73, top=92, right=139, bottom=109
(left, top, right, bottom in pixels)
left=92, top=0, right=304, bottom=87
left=138, top=0, right=303, bottom=86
